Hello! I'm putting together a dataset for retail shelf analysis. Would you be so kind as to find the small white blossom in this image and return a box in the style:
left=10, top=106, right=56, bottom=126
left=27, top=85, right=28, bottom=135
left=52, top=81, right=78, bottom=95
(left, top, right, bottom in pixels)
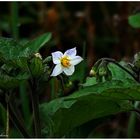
left=51, top=47, right=83, bottom=76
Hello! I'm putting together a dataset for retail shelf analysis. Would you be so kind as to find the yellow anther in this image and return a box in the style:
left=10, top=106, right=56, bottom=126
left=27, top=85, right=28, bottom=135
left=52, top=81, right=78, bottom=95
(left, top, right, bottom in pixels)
left=61, top=56, right=71, bottom=67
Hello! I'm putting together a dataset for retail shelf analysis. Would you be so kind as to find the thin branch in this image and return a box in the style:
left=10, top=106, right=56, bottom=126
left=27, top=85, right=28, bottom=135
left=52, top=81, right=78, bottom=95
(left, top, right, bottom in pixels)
left=6, top=102, right=9, bottom=138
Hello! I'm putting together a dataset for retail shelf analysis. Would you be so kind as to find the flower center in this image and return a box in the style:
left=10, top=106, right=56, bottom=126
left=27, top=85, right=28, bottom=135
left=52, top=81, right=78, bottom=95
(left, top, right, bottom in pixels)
left=61, top=56, right=71, bottom=67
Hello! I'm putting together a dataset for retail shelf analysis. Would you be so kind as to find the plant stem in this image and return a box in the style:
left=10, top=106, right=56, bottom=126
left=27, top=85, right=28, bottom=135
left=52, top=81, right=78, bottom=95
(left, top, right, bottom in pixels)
left=58, top=75, right=65, bottom=95
left=127, top=101, right=139, bottom=138
left=6, top=102, right=9, bottom=138
left=30, top=81, right=41, bottom=137
left=11, top=2, right=19, bottom=40
left=27, top=62, right=41, bottom=137
left=19, top=82, right=31, bottom=127
left=50, top=78, right=55, bottom=99
left=0, top=101, right=30, bottom=137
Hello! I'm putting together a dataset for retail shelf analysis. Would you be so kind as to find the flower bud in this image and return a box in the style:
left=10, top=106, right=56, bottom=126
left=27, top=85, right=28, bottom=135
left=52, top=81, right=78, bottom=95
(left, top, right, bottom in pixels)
left=89, top=60, right=102, bottom=77
left=133, top=52, right=140, bottom=68
left=99, top=66, right=107, bottom=76
left=89, top=69, right=96, bottom=77
left=34, top=53, right=42, bottom=60
left=66, top=81, right=73, bottom=87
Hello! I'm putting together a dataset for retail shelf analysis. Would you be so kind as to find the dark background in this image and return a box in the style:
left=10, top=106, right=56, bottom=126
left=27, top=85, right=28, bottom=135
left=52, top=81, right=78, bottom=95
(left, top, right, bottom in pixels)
left=1, top=2, right=140, bottom=67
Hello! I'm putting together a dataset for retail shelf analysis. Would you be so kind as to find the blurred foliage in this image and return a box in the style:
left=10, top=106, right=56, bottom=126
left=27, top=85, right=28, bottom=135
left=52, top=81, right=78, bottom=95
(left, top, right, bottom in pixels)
left=1, top=2, right=140, bottom=62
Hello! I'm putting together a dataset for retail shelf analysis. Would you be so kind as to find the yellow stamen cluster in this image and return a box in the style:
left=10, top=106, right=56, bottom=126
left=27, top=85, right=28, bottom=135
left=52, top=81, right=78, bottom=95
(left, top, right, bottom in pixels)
left=61, top=56, right=71, bottom=67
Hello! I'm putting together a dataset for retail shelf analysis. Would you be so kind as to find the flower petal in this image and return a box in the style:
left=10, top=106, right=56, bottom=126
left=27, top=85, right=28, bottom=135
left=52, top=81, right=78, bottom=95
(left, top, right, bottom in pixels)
left=70, top=56, right=83, bottom=65
left=64, top=47, right=77, bottom=57
left=63, top=65, right=75, bottom=76
left=52, top=51, right=63, bottom=64
left=51, top=64, right=63, bottom=76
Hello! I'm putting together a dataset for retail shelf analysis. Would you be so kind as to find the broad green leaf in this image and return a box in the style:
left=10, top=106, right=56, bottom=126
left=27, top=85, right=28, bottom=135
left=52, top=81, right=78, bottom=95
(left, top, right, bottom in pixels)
left=64, top=117, right=108, bottom=138
left=4, top=57, right=29, bottom=70
left=108, top=62, right=134, bottom=80
left=68, top=79, right=140, bottom=100
left=69, top=61, right=87, bottom=83
left=8, top=33, right=51, bottom=59
left=82, top=77, right=97, bottom=87
left=40, top=94, right=133, bottom=137
left=0, top=33, right=51, bottom=69
left=22, top=32, right=52, bottom=56
left=40, top=76, right=140, bottom=137
left=0, top=37, right=29, bottom=70
left=128, top=13, right=140, bottom=28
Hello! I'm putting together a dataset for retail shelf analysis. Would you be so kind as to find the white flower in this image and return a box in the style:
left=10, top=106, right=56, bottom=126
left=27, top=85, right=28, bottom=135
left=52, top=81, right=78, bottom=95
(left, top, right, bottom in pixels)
left=51, top=47, right=83, bottom=76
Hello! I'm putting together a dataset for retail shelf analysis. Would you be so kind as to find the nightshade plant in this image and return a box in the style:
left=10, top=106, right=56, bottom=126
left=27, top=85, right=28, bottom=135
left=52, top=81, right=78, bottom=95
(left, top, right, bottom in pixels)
left=1, top=13, right=140, bottom=138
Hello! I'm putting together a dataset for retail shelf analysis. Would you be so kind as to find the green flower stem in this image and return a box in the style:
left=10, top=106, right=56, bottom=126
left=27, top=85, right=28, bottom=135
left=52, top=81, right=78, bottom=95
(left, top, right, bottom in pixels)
left=58, top=75, right=65, bottom=93
left=50, top=78, right=56, bottom=100
left=100, top=58, right=137, bottom=81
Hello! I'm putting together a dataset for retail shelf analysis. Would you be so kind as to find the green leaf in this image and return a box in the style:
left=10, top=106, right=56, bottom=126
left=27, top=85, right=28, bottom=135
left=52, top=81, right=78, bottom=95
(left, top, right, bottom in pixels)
left=22, top=32, right=52, bottom=56
left=82, top=77, right=97, bottom=87
left=128, top=13, right=140, bottom=28
left=0, top=33, right=51, bottom=69
left=7, top=57, right=28, bottom=70
left=70, top=79, right=140, bottom=100
left=64, top=117, right=108, bottom=138
left=69, top=61, right=86, bottom=83
left=0, top=37, right=29, bottom=70
left=0, top=33, right=51, bottom=74
left=40, top=74, right=140, bottom=137
left=40, top=93, right=133, bottom=137
left=108, top=62, right=134, bottom=81
left=0, top=37, right=22, bottom=60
